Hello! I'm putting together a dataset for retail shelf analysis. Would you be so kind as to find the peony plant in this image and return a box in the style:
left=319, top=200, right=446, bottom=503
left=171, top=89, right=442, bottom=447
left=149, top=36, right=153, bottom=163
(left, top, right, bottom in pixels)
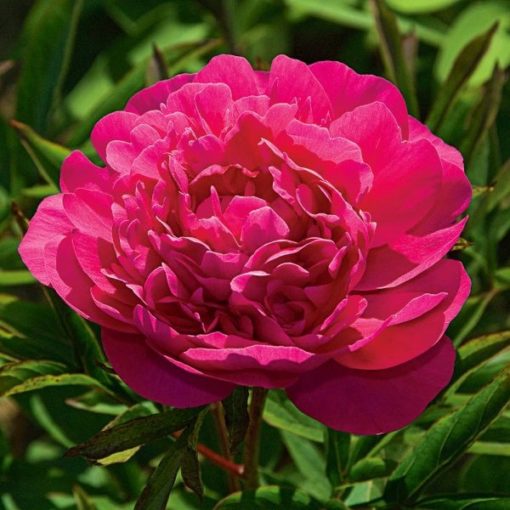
left=20, top=54, right=470, bottom=435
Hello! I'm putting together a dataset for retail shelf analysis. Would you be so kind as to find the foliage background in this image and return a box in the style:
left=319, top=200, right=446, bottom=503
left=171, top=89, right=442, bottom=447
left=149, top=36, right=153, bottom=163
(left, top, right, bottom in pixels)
left=0, top=0, right=509, bottom=509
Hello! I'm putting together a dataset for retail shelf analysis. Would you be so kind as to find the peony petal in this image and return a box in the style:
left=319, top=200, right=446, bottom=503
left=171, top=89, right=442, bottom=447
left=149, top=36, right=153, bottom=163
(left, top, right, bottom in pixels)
left=331, top=102, right=442, bottom=246
left=287, top=337, right=455, bottom=434
left=91, top=111, right=138, bottom=161
left=310, top=60, right=408, bottom=136
left=102, top=329, right=234, bottom=407
left=125, top=73, right=194, bottom=114
left=18, top=195, right=73, bottom=285
left=60, top=151, right=113, bottom=194
left=356, top=218, right=467, bottom=290
left=195, top=54, right=265, bottom=99
left=268, top=55, right=332, bottom=123
left=340, top=259, right=470, bottom=369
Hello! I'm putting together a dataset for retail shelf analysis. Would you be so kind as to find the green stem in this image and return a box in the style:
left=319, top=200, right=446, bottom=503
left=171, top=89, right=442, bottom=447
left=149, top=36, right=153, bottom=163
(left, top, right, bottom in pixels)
left=242, top=388, right=268, bottom=489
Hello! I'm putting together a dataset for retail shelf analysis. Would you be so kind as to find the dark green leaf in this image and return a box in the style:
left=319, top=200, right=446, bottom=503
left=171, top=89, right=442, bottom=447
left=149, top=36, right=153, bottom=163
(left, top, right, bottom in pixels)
left=10, top=119, right=70, bottom=188
left=135, top=410, right=207, bottom=510
left=416, top=496, right=510, bottom=509
left=370, top=0, right=419, bottom=116
left=73, top=484, right=97, bottom=510
left=461, top=66, right=506, bottom=171
left=264, top=390, right=324, bottom=442
left=145, top=44, right=169, bottom=86
left=68, top=38, right=220, bottom=147
left=349, top=457, right=396, bottom=482
left=324, top=429, right=350, bottom=486
left=181, top=446, right=203, bottom=499
left=427, top=24, right=498, bottom=132
left=451, top=330, right=510, bottom=389
left=16, top=0, right=84, bottom=133
left=223, top=387, right=249, bottom=454
left=385, top=369, right=510, bottom=504
left=213, top=486, right=322, bottom=509
left=66, top=406, right=204, bottom=461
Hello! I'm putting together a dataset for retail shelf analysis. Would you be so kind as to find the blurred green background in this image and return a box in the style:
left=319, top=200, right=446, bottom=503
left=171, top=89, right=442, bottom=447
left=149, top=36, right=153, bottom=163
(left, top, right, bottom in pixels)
left=0, top=1, right=509, bottom=509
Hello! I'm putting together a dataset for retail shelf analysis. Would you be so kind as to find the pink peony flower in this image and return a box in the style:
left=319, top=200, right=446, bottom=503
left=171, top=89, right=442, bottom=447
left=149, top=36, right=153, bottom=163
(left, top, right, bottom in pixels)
left=19, top=55, right=471, bottom=434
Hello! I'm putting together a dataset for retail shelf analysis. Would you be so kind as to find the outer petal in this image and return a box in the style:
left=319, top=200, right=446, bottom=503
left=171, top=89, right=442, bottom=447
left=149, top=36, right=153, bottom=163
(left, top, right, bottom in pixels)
left=18, top=195, right=73, bottom=285
left=408, top=117, right=471, bottom=233
left=340, top=260, right=471, bottom=370
left=287, top=337, right=455, bottom=435
left=125, top=73, right=194, bottom=114
left=310, top=60, right=408, bottom=136
left=195, top=54, right=265, bottom=99
left=102, top=329, right=234, bottom=407
left=356, top=218, right=467, bottom=290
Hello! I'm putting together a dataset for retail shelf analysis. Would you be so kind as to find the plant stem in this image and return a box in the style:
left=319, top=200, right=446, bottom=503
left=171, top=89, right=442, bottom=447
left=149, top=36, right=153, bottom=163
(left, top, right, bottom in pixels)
left=212, top=403, right=241, bottom=492
left=242, top=388, right=268, bottom=489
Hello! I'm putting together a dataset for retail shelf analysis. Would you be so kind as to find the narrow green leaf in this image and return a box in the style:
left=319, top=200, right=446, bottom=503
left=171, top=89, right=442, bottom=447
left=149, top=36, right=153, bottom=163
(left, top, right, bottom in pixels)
left=427, top=24, right=498, bottom=132
left=223, top=386, right=249, bottom=453
left=68, top=38, right=221, bottom=147
left=324, top=429, right=350, bottom=487
left=450, top=330, right=510, bottom=390
left=386, top=0, right=461, bottom=14
left=73, top=485, right=97, bottom=510
left=16, top=0, right=84, bottom=133
left=1, top=372, right=105, bottom=398
left=415, top=496, right=510, bottom=509
left=146, top=44, right=169, bottom=86
left=284, top=0, right=444, bottom=46
left=0, top=359, right=65, bottom=394
left=135, top=411, right=207, bottom=510
left=488, top=159, right=510, bottom=211
left=467, top=441, right=510, bottom=456
left=66, top=406, right=204, bottom=461
left=213, top=486, right=321, bottom=509
left=181, top=446, right=203, bottom=499
left=370, top=0, right=419, bottom=116
left=10, top=119, right=70, bottom=188
left=385, top=369, right=510, bottom=504
left=264, top=390, right=324, bottom=442
left=281, top=430, right=332, bottom=501
left=0, top=270, right=35, bottom=286
left=462, top=66, right=506, bottom=171
left=349, top=457, right=396, bottom=482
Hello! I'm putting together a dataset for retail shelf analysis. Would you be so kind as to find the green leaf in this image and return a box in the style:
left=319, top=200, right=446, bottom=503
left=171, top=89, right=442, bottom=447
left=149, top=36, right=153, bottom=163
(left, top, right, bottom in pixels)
left=324, top=429, right=350, bottom=486
left=181, top=446, right=204, bottom=500
left=349, top=457, right=396, bottom=482
left=213, top=486, right=322, bottom=509
left=264, top=390, right=324, bottom=442
left=66, top=406, right=204, bottom=462
left=73, top=485, right=98, bottom=510
left=10, top=120, right=70, bottom=188
left=461, top=66, right=506, bottom=171
left=16, top=0, right=84, bottom=133
left=1, top=370, right=105, bottom=398
left=369, top=0, right=419, bottom=116
left=281, top=430, right=331, bottom=501
left=427, top=24, right=498, bottom=132
left=222, top=387, right=249, bottom=454
left=145, top=44, right=169, bottom=86
left=435, top=1, right=510, bottom=88
left=135, top=410, right=207, bottom=510
left=416, top=496, right=510, bottom=509
left=385, top=369, right=510, bottom=504
left=68, top=38, right=220, bottom=147
left=450, top=330, right=510, bottom=390
left=284, top=0, right=444, bottom=46
left=488, top=159, right=510, bottom=212
left=0, top=359, right=65, bottom=395
left=386, top=0, right=461, bottom=14
left=0, top=270, right=35, bottom=286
